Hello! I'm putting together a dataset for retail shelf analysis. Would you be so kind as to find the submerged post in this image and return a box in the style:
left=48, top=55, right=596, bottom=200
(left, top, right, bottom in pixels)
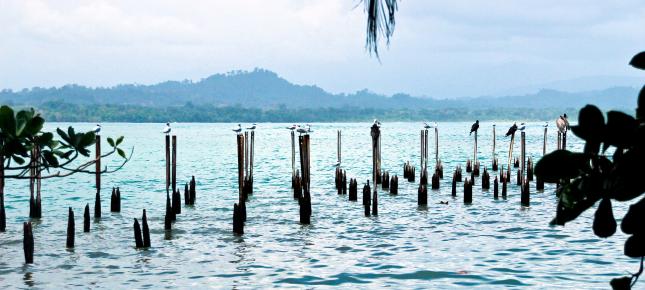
left=95, top=135, right=101, bottom=214
left=371, top=122, right=381, bottom=215
left=23, top=222, right=34, bottom=264
left=66, top=207, right=74, bottom=248
left=165, top=134, right=170, bottom=191
left=234, top=133, right=246, bottom=234
left=521, top=131, right=526, bottom=185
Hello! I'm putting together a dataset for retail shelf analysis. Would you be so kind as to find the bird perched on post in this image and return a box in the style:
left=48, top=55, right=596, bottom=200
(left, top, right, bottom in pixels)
left=162, top=122, right=171, bottom=134
left=373, top=119, right=381, bottom=127
left=93, top=124, right=101, bottom=134
left=232, top=124, right=243, bottom=134
left=544, top=122, right=549, bottom=128
left=423, top=122, right=432, bottom=129
left=246, top=123, right=257, bottom=130
left=286, top=124, right=296, bottom=130
left=556, top=114, right=569, bottom=133
left=506, top=122, right=518, bottom=137
left=518, top=122, right=526, bottom=132
left=296, top=125, right=308, bottom=135
left=470, top=120, right=479, bottom=135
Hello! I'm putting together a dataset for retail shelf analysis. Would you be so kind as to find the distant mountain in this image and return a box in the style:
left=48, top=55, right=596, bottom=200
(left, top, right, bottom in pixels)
left=0, top=68, right=639, bottom=111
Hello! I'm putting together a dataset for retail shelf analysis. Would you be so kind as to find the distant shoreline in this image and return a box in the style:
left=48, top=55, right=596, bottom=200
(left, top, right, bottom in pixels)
left=4, top=101, right=612, bottom=123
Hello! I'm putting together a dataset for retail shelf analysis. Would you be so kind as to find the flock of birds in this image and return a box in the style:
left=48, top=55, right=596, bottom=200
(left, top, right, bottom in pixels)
left=90, top=115, right=570, bottom=139
left=465, top=114, right=570, bottom=137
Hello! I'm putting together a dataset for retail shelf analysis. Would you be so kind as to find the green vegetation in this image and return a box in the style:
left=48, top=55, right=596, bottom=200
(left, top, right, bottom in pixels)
left=535, top=51, right=645, bottom=289
left=29, top=101, right=574, bottom=123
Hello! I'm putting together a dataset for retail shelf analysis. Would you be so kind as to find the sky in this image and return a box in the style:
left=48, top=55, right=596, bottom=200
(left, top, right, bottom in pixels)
left=0, top=0, right=643, bottom=98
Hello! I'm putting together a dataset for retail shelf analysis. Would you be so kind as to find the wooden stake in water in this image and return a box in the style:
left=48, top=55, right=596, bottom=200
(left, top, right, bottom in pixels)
left=521, top=131, right=526, bottom=184
left=165, top=135, right=170, bottom=191
left=543, top=125, right=548, bottom=155
left=95, top=135, right=101, bottom=194
left=172, top=135, right=177, bottom=193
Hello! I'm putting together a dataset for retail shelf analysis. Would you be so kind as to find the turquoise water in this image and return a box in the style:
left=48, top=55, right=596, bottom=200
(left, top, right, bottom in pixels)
left=0, top=122, right=635, bottom=289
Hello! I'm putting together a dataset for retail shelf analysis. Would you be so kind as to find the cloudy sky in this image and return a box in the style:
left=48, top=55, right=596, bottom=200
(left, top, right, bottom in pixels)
left=0, top=0, right=643, bottom=98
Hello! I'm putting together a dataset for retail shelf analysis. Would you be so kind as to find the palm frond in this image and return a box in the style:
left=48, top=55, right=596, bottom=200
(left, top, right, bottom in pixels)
left=363, top=0, right=398, bottom=58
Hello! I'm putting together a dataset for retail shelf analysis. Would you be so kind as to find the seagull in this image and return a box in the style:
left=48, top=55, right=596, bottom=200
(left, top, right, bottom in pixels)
left=93, top=124, right=101, bottom=134
left=423, top=122, right=434, bottom=129
left=556, top=114, right=569, bottom=133
left=232, top=123, right=243, bottom=134
left=333, top=161, right=340, bottom=167
left=286, top=124, right=297, bottom=130
left=373, top=119, right=381, bottom=127
left=162, top=122, right=171, bottom=134
left=505, top=122, right=518, bottom=137
left=296, top=125, right=308, bottom=135
left=544, top=122, right=549, bottom=128
left=246, top=123, right=257, bottom=130
left=470, top=120, right=479, bottom=135
left=518, top=122, right=526, bottom=131
left=306, top=124, right=313, bottom=133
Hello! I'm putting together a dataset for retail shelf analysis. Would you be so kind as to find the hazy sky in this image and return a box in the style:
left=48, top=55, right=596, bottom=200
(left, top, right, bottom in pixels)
left=0, top=0, right=643, bottom=98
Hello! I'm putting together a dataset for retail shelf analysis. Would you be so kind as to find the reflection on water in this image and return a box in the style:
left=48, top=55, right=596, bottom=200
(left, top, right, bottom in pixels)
left=0, top=122, right=633, bottom=288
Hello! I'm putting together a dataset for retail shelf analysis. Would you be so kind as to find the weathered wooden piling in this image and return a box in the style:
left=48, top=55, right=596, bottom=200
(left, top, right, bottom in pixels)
left=165, top=134, right=170, bottom=191
left=233, top=203, right=244, bottom=235
left=420, top=168, right=428, bottom=185
left=293, top=171, right=302, bottom=199
left=418, top=183, right=427, bottom=205
left=133, top=218, right=143, bottom=248
left=110, top=187, right=117, bottom=212
left=493, top=176, right=499, bottom=199
left=466, top=159, right=472, bottom=173
left=29, top=146, right=42, bottom=219
left=189, top=176, right=196, bottom=204
left=436, top=160, right=443, bottom=179
left=0, top=155, right=5, bottom=232
left=93, top=135, right=101, bottom=218
left=363, top=182, right=371, bottom=216
left=342, top=172, right=347, bottom=195
left=372, top=190, right=378, bottom=216
left=235, top=133, right=247, bottom=230
left=291, top=130, right=296, bottom=188
left=142, top=209, right=150, bottom=248
left=184, top=183, right=190, bottom=205
left=492, top=158, right=498, bottom=171
left=520, top=131, right=526, bottom=184
left=507, top=130, right=516, bottom=183
left=502, top=173, right=508, bottom=199
left=23, top=222, right=34, bottom=264
left=94, top=189, right=101, bottom=219
left=464, top=178, right=473, bottom=204
left=390, top=175, right=398, bottom=194
left=492, top=124, right=497, bottom=171
left=527, top=157, right=533, bottom=181
left=521, top=180, right=530, bottom=207
left=166, top=190, right=175, bottom=223
left=83, top=204, right=90, bottom=232
left=172, top=188, right=181, bottom=214
left=473, top=161, right=480, bottom=177
left=172, top=135, right=177, bottom=193
left=451, top=173, right=457, bottom=196
left=349, top=178, right=358, bottom=200
left=455, top=165, right=463, bottom=182
left=514, top=157, right=520, bottom=168
left=516, top=169, right=522, bottom=185
left=431, top=171, right=440, bottom=190
left=297, top=134, right=312, bottom=224
left=164, top=192, right=172, bottom=230
left=66, top=207, right=74, bottom=248
left=337, top=130, right=342, bottom=166
left=482, top=168, right=490, bottom=190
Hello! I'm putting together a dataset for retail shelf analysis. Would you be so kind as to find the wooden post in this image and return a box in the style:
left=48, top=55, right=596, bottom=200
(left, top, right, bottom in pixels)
left=66, top=207, right=74, bottom=248
left=164, top=192, right=172, bottom=230
left=133, top=218, right=143, bottom=248
left=291, top=130, right=295, bottom=187
left=474, top=131, right=478, bottom=165
left=23, top=222, right=34, bottom=264
left=451, top=173, right=456, bottom=197
left=371, top=123, right=380, bottom=206
left=557, top=132, right=562, bottom=150
left=0, top=153, right=4, bottom=232
left=95, top=134, right=101, bottom=191
left=190, top=176, right=196, bottom=205
left=543, top=126, right=547, bottom=155
left=250, top=131, right=255, bottom=194
left=492, top=125, right=496, bottom=158
left=236, top=133, right=245, bottom=204
left=116, top=187, right=121, bottom=212
left=521, top=180, right=530, bottom=207
left=521, top=131, right=526, bottom=184
left=507, top=133, right=515, bottom=183
left=83, top=204, right=90, bottom=232
left=94, top=189, right=101, bottom=219
left=435, top=126, right=439, bottom=163
left=493, top=176, right=499, bottom=199
left=165, top=135, right=170, bottom=191
left=142, top=209, right=150, bottom=248
left=172, top=135, right=177, bottom=194
left=464, top=178, right=472, bottom=204
left=363, top=182, right=371, bottom=216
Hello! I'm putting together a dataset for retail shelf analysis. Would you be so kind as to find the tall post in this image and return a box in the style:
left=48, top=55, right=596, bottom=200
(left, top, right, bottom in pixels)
left=371, top=124, right=380, bottom=190
left=424, top=129, right=428, bottom=169
left=171, top=135, right=177, bottom=193
left=291, top=131, right=295, bottom=177
left=557, top=132, right=562, bottom=150
left=0, top=152, right=5, bottom=232
left=435, top=126, right=439, bottom=163
left=562, top=131, right=567, bottom=150
left=95, top=135, right=101, bottom=194
left=521, top=131, right=526, bottom=184
left=420, top=130, right=424, bottom=171
left=165, top=135, right=170, bottom=191
left=507, top=134, right=515, bottom=180
left=244, top=131, right=249, bottom=177
left=543, top=126, right=547, bottom=155
left=493, top=125, right=496, bottom=158
left=474, top=131, right=478, bottom=162
left=237, top=134, right=245, bottom=203
left=250, top=131, right=255, bottom=181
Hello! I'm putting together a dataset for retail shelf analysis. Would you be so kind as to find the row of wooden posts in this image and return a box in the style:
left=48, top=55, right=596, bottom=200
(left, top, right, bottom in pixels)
left=14, top=134, right=200, bottom=263
left=233, top=131, right=255, bottom=234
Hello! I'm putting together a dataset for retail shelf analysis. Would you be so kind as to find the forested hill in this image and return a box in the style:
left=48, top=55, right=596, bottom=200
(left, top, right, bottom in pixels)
left=0, top=68, right=639, bottom=111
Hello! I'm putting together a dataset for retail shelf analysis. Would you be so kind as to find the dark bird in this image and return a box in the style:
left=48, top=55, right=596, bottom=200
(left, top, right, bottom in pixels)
left=556, top=114, right=570, bottom=133
left=470, top=120, right=479, bottom=135
left=505, top=122, right=518, bottom=137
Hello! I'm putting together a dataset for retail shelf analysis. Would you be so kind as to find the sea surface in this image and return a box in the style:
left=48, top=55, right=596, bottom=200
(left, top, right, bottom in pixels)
left=0, top=122, right=637, bottom=289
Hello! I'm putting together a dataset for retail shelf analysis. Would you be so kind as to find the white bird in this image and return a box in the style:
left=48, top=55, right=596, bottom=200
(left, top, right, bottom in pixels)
left=556, top=114, right=570, bottom=133
left=93, top=124, right=101, bottom=134
left=518, top=122, right=526, bottom=131
left=286, top=124, right=297, bottom=130
left=544, top=122, right=549, bottom=128
left=333, top=161, right=340, bottom=167
left=296, top=125, right=308, bottom=135
left=423, top=122, right=432, bottom=129
left=246, top=123, right=257, bottom=130
left=373, top=119, right=381, bottom=127
left=162, top=122, right=171, bottom=134
left=232, top=123, right=243, bottom=134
